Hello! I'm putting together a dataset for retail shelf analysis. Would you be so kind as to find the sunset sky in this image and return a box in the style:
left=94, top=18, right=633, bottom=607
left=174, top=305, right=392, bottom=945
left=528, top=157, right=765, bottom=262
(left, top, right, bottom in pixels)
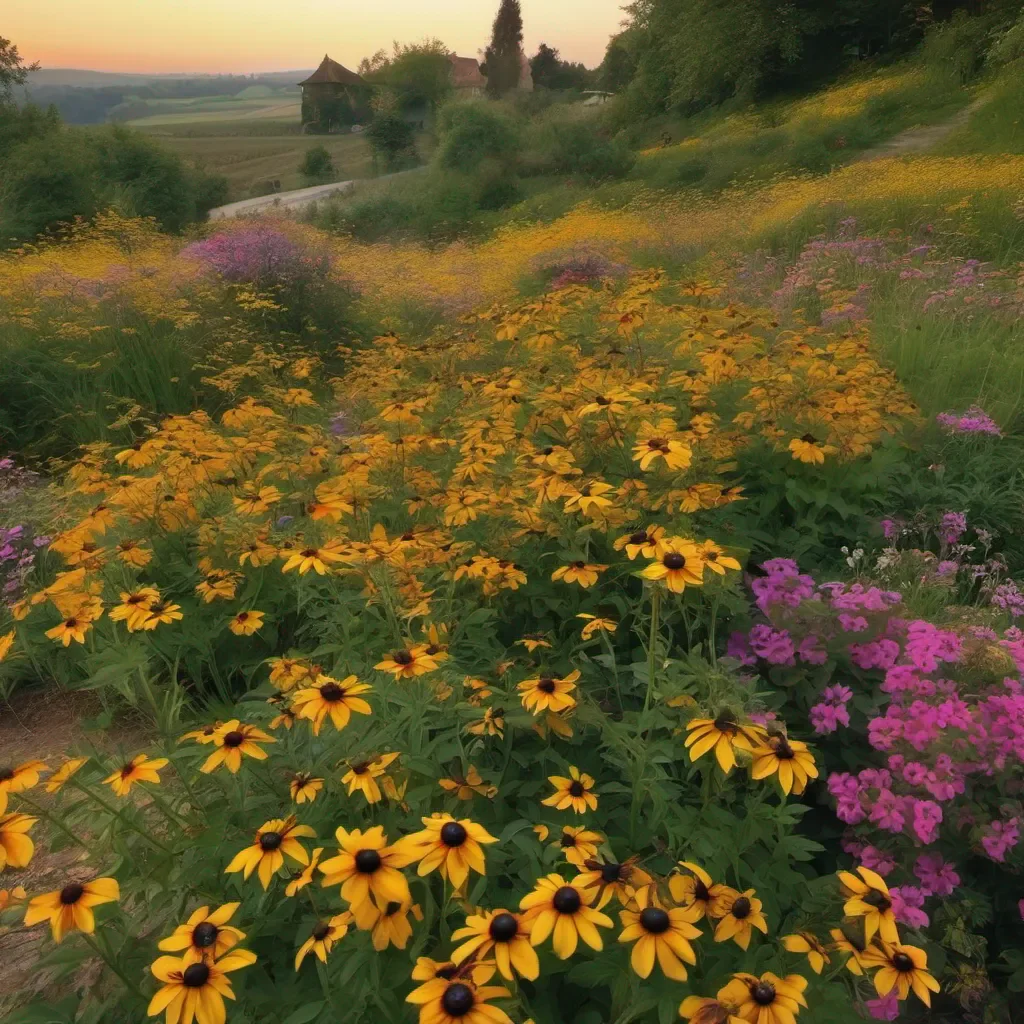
left=6, top=0, right=627, bottom=74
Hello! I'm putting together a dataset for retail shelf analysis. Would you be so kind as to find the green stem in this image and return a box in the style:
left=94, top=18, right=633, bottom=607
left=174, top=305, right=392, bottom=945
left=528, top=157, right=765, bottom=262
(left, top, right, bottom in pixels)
left=15, top=792, right=92, bottom=851
left=644, top=588, right=661, bottom=714
left=80, top=931, right=144, bottom=1000
left=69, top=779, right=173, bottom=854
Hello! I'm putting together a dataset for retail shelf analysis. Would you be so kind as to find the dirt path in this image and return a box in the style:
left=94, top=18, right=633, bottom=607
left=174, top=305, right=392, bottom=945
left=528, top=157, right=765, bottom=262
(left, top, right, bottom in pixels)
left=854, top=96, right=987, bottom=161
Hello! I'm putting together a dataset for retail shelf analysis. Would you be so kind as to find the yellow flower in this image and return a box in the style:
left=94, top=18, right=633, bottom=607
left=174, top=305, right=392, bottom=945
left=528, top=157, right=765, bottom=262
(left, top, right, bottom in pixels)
left=281, top=545, right=343, bottom=575
left=157, top=902, right=245, bottom=963
left=576, top=614, right=618, bottom=640
left=552, top=826, right=602, bottom=868
left=720, top=973, right=808, bottom=1024
left=667, top=862, right=737, bottom=921
left=0, top=760, right=48, bottom=810
left=0, top=812, right=37, bottom=870
left=399, top=813, right=498, bottom=890
left=225, top=815, right=315, bottom=890
left=869, top=942, right=940, bottom=1006
left=200, top=721, right=275, bottom=774
left=574, top=856, right=652, bottom=911
left=515, top=634, right=552, bottom=653
left=109, top=588, right=160, bottom=631
left=640, top=538, right=705, bottom=593
left=0, top=630, right=14, bottom=661
left=751, top=735, right=818, bottom=795
left=44, top=757, right=88, bottom=794
left=618, top=886, right=701, bottom=981
left=405, top=972, right=513, bottom=1024
left=24, top=876, right=120, bottom=943
left=285, top=847, right=324, bottom=897
left=541, top=765, right=598, bottom=814
left=467, top=707, right=504, bottom=738
left=294, top=912, right=351, bottom=971
left=518, top=669, right=579, bottom=715
left=551, top=562, right=607, bottom=588
left=838, top=866, right=899, bottom=945
left=319, top=825, right=414, bottom=910
left=713, top=889, right=768, bottom=950
left=228, top=610, right=265, bottom=635
left=788, top=434, right=836, bottom=464
left=289, top=773, right=324, bottom=804
left=0, top=885, right=27, bottom=910
left=451, top=908, right=539, bottom=981
left=438, top=765, right=497, bottom=801
left=375, top=645, right=439, bottom=679
left=291, top=674, right=372, bottom=734
left=519, top=874, right=613, bottom=959
left=694, top=539, right=742, bottom=575
left=139, top=601, right=183, bottom=630
left=782, top=931, right=830, bottom=974
left=116, top=539, right=152, bottom=568
left=613, top=525, right=666, bottom=560
left=341, top=752, right=400, bottom=804
left=632, top=434, right=692, bottom=471
left=350, top=894, right=421, bottom=951
left=146, top=948, right=256, bottom=1024
left=684, top=714, right=768, bottom=774
left=103, top=754, right=169, bottom=797
left=45, top=611, right=95, bottom=646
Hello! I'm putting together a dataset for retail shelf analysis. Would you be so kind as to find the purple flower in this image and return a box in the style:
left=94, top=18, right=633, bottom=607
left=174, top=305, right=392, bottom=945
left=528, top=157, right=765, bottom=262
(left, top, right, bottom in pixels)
left=865, top=991, right=899, bottom=1020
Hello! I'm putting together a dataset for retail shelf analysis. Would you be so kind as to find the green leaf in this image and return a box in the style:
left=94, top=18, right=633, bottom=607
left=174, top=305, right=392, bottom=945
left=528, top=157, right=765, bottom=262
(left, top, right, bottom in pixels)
left=282, top=1004, right=326, bottom=1024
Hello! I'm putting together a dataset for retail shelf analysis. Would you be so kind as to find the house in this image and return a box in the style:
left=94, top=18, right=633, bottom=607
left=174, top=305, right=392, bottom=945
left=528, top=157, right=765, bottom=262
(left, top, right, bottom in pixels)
left=449, top=55, right=485, bottom=96
left=299, top=55, right=372, bottom=131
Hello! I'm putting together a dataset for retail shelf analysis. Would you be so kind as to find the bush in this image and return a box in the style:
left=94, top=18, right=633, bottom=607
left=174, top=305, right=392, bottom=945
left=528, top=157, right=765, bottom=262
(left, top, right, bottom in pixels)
left=920, top=12, right=997, bottom=85
left=436, top=100, right=522, bottom=173
left=365, top=111, right=416, bottom=170
left=546, top=121, right=636, bottom=181
left=299, top=145, right=335, bottom=183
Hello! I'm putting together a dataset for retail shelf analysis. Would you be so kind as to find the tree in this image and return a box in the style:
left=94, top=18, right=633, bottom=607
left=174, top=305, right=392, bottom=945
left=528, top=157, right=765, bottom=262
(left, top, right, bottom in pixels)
left=483, top=0, right=524, bottom=96
left=300, top=145, right=335, bottom=183
left=385, top=40, right=453, bottom=113
left=365, top=110, right=415, bottom=170
left=0, top=36, right=38, bottom=102
left=530, top=43, right=562, bottom=89
left=598, top=34, right=638, bottom=93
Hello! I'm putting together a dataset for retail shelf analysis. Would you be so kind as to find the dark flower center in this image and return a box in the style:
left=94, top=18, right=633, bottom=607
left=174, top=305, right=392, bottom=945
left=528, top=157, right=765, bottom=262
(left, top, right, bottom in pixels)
left=355, top=849, right=382, bottom=873
left=393, top=650, right=414, bottom=665
left=259, top=831, right=283, bottom=851
left=312, top=922, right=332, bottom=941
left=192, top=922, right=219, bottom=948
left=182, top=963, right=211, bottom=988
left=384, top=901, right=402, bottom=917
left=489, top=913, right=519, bottom=941
left=630, top=531, right=648, bottom=544
left=892, top=952, right=914, bottom=972
left=300, top=548, right=318, bottom=557
left=538, top=678, right=556, bottom=694
left=64, top=618, right=78, bottom=628
left=568, top=781, right=585, bottom=797
left=553, top=886, right=582, bottom=914
left=425, top=645, right=441, bottom=655
left=120, top=763, right=136, bottom=778
left=560, top=833, right=577, bottom=848
left=0, top=767, right=12, bottom=782
left=595, top=395, right=610, bottom=406
left=694, top=878, right=711, bottom=901
left=59, top=883, right=84, bottom=905
left=437, top=965, right=458, bottom=980
left=731, top=896, right=751, bottom=919
left=571, top=561, right=585, bottom=569
left=800, top=433, right=818, bottom=444
left=442, top=983, right=475, bottom=1017
left=601, top=861, right=622, bottom=883
left=222, top=731, right=245, bottom=748
left=640, top=907, right=671, bottom=934
left=752, top=982, right=776, bottom=1005
left=663, top=553, right=685, bottom=570
left=319, top=683, right=344, bottom=702
left=648, top=438, right=667, bottom=449
left=712, top=714, right=737, bottom=734
left=863, top=889, right=891, bottom=910
left=440, top=822, right=468, bottom=848
left=773, top=738, right=795, bottom=760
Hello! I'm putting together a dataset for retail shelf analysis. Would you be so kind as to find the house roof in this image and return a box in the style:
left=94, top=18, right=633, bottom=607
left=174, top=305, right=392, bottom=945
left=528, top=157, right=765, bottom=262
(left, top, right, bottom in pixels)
left=299, top=55, right=365, bottom=87
left=449, top=54, right=485, bottom=89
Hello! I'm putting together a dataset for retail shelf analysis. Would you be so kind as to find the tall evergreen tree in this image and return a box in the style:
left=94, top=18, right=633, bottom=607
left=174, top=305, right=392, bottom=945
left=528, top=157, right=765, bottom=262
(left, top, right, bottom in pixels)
left=483, top=0, right=524, bottom=96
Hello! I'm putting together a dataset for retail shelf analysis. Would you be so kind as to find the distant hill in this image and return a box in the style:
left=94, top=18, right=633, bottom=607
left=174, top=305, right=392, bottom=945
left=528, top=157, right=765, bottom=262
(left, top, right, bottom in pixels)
left=27, top=69, right=313, bottom=89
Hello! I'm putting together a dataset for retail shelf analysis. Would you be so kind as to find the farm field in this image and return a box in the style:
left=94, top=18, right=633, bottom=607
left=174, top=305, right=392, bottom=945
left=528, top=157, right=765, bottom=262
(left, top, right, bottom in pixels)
left=3, top=16, right=1024, bottom=1024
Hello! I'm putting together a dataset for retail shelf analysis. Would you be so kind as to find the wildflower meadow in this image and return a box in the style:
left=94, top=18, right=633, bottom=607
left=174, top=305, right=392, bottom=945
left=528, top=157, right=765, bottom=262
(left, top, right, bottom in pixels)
left=3, top=63, right=1024, bottom=1024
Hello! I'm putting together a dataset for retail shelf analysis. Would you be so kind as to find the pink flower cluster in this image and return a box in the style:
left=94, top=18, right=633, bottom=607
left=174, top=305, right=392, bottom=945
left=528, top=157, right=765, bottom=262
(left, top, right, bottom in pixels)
left=935, top=405, right=1002, bottom=437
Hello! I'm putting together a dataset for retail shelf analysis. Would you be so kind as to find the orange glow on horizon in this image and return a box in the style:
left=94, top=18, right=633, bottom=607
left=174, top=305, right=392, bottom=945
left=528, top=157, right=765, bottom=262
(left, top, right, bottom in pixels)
left=6, top=0, right=625, bottom=74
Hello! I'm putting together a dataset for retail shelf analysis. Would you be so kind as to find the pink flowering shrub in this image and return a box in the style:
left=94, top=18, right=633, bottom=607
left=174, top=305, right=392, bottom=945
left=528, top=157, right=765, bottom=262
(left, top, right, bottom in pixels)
left=730, top=557, right=1024, bottom=979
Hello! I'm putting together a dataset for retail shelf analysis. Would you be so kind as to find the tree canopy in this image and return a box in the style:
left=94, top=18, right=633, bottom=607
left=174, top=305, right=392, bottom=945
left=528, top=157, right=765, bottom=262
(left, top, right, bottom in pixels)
left=483, top=0, right=524, bottom=97
left=359, top=39, right=453, bottom=113
left=0, top=36, right=38, bottom=101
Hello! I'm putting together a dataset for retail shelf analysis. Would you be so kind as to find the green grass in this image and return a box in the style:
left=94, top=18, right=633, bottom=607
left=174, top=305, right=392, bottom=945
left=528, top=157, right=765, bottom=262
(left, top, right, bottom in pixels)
left=938, top=60, right=1024, bottom=155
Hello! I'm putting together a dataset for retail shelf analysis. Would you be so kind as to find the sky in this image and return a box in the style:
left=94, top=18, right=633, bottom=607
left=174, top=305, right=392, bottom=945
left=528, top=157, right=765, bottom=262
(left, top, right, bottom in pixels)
left=6, top=0, right=627, bottom=74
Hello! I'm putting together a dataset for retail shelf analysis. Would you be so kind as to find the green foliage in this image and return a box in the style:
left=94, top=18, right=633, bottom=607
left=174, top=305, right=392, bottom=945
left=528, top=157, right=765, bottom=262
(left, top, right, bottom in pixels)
left=920, top=10, right=998, bottom=84
left=299, top=144, right=335, bottom=183
left=530, top=43, right=589, bottom=92
left=436, top=100, right=522, bottom=173
left=365, top=111, right=416, bottom=170
left=546, top=121, right=635, bottom=181
left=483, top=0, right=524, bottom=97
left=361, top=39, right=454, bottom=114
left=0, top=35, right=38, bottom=100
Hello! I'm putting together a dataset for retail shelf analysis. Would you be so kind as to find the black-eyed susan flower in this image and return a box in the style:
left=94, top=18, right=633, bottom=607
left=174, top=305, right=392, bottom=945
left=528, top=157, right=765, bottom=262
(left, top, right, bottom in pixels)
left=0, top=885, right=26, bottom=910
left=868, top=942, right=940, bottom=1006
left=694, top=540, right=741, bottom=575
left=541, top=766, right=598, bottom=814
left=269, top=706, right=297, bottom=731
left=0, top=760, right=48, bottom=807
left=294, top=912, right=351, bottom=971
left=291, top=674, right=372, bottom=734
left=109, top=587, right=159, bottom=631
left=0, top=813, right=36, bottom=870
left=289, top=773, right=324, bottom=804
left=439, top=765, right=497, bottom=801
left=632, top=434, right=692, bottom=472
left=551, top=562, right=607, bottom=588
left=829, top=925, right=871, bottom=976
left=720, top=972, right=808, bottom=1024
left=146, top=948, right=256, bottom=1024
left=140, top=601, right=183, bottom=630
left=351, top=895, right=421, bottom=950
left=679, top=989, right=744, bottom=1024
left=684, top=713, right=768, bottom=774
left=400, top=813, right=498, bottom=890
left=614, top=525, right=667, bottom=561
left=576, top=613, right=618, bottom=640
left=103, top=754, right=169, bottom=797
left=341, top=752, right=400, bottom=804
left=467, top=707, right=504, bottom=738
left=179, top=723, right=220, bottom=746
left=406, top=973, right=513, bottom=1024
left=200, top=721, right=275, bottom=774
left=838, top=866, right=899, bottom=945
left=375, top=646, right=439, bottom=679
left=782, top=931, right=830, bottom=974
left=618, top=887, right=701, bottom=981
left=44, top=757, right=88, bottom=794
left=408, top=957, right=496, bottom=999
left=225, top=816, right=314, bottom=890
left=519, top=874, right=613, bottom=959
left=576, top=857, right=653, bottom=910
left=281, top=545, right=343, bottom=575
left=640, top=539, right=704, bottom=593
left=451, top=908, right=540, bottom=981
left=0, top=630, right=14, bottom=661
left=228, top=610, right=264, bottom=636
left=713, top=889, right=768, bottom=950
left=667, top=862, right=737, bottom=921
left=788, top=434, right=836, bottom=464
left=518, top=670, right=579, bottom=715
left=751, top=736, right=818, bottom=796
left=267, top=656, right=310, bottom=692
left=554, top=826, right=602, bottom=868
left=24, top=876, right=120, bottom=942
left=516, top=634, right=552, bottom=653
left=157, top=903, right=245, bottom=963
left=45, top=611, right=95, bottom=646
left=285, top=847, right=323, bottom=897
left=319, top=825, right=413, bottom=909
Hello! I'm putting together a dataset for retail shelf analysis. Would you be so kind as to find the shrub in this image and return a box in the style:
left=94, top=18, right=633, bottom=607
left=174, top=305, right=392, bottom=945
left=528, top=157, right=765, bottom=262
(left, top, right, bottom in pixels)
left=436, top=100, right=522, bottom=173
left=299, top=145, right=335, bottom=183
left=547, top=121, right=635, bottom=181
left=365, top=111, right=416, bottom=170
